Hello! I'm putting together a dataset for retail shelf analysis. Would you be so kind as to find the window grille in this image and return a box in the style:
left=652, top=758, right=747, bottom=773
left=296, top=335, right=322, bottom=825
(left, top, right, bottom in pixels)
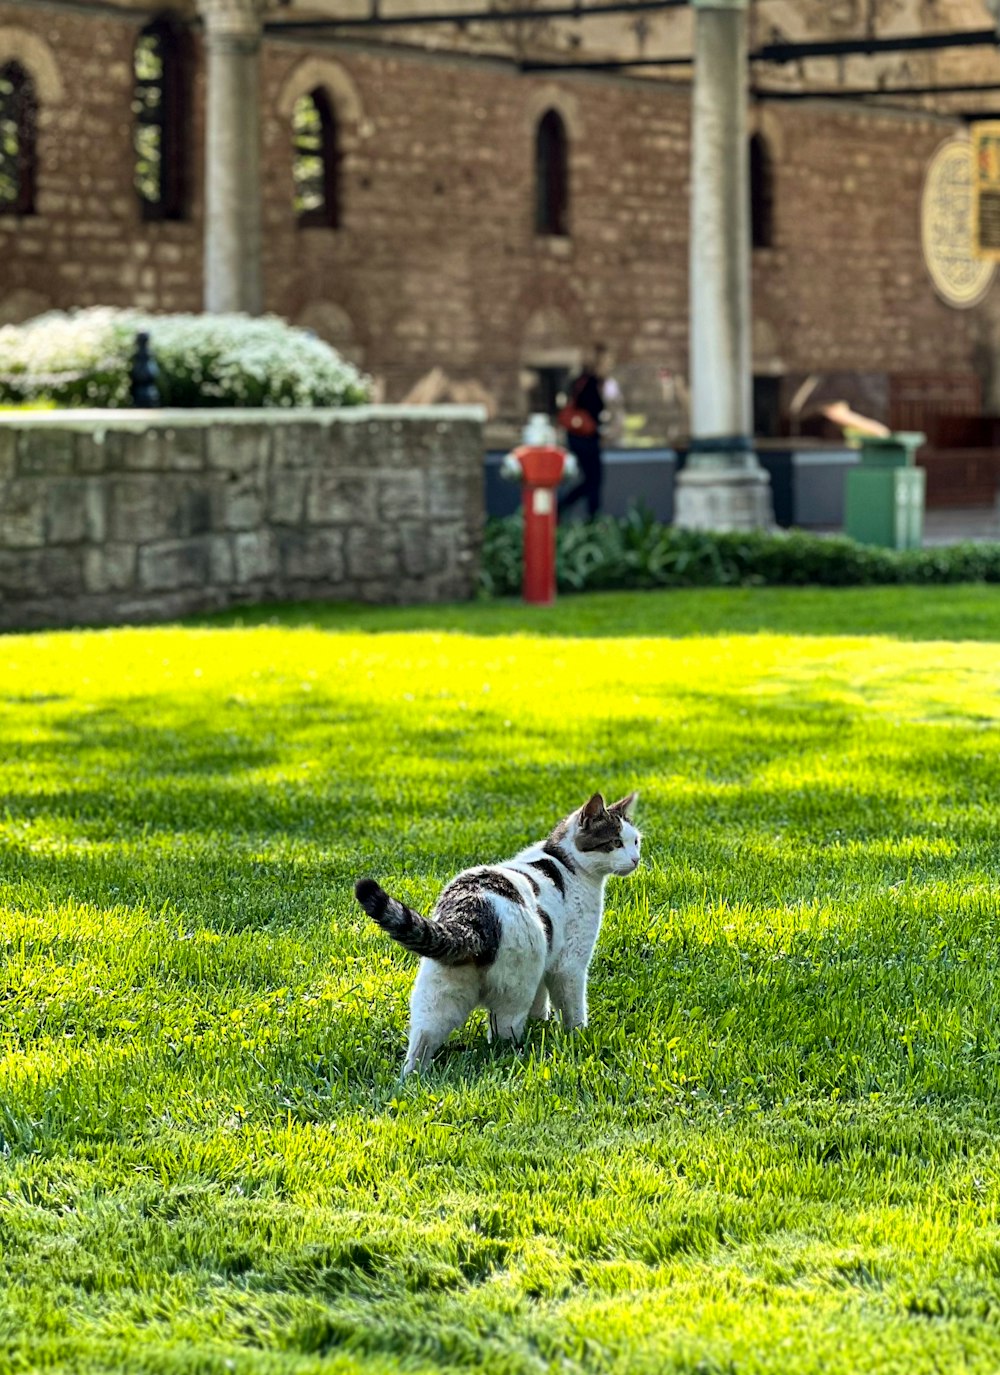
left=0, top=62, right=37, bottom=216
left=293, top=88, right=340, bottom=228
left=133, top=18, right=189, bottom=220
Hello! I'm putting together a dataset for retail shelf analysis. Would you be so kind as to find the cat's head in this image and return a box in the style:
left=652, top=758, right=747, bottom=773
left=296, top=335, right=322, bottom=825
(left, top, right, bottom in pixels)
left=556, top=791, right=641, bottom=878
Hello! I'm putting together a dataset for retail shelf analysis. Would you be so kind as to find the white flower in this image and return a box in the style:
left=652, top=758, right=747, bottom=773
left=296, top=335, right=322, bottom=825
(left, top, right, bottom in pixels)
left=0, top=308, right=371, bottom=409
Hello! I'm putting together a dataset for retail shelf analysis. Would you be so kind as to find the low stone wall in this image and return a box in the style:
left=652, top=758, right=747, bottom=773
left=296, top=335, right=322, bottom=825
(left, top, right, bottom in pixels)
left=0, top=406, right=485, bottom=630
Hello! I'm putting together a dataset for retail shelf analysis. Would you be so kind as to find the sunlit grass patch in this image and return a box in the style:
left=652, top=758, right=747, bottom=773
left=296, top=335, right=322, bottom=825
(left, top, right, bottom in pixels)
left=2, top=588, right=1000, bottom=1371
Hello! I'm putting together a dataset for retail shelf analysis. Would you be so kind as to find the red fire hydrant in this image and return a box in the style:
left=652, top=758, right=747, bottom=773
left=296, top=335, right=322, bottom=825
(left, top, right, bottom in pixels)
left=514, top=444, right=566, bottom=606
left=505, top=441, right=571, bottom=606
left=500, top=416, right=578, bottom=606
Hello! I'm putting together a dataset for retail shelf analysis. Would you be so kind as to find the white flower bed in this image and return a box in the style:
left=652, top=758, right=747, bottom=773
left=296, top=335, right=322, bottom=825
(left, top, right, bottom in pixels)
left=0, top=308, right=371, bottom=409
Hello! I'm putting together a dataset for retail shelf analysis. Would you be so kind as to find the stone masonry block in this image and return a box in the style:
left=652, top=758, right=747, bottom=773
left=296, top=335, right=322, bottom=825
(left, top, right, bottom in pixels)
left=352, top=578, right=398, bottom=606
left=83, top=543, right=137, bottom=594
left=220, top=471, right=264, bottom=531
left=209, top=535, right=235, bottom=584
left=273, top=423, right=326, bottom=470
left=387, top=422, right=476, bottom=475
left=437, top=426, right=487, bottom=475
left=171, top=482, right=214, bottom=538
left=0, top=548, right=81, bottom=600
left=427, top=471, right=475, bottom=520
left=46, top=481, right=87, bottom=544
left=0, top=429, right=16, bottom=479
left=358, top=420, right=408, bottom=471
left=158, top=427, right=206, bottom=471
left=121, top=430, right=161, bottom=471
left=207, top=426, right=271, bottom=475
left=345, top=525, right=399, bottom=581
left=108, top=479, right=169, bottom=543
left=73, top=430, right=110, bottom=474
left=38, top=547, right=84, bottom=596
left=85, top=482, right=107, bottom=543
left=280, top=528, right=345, bottom=582
left=399, top=523, right=448, bottom=578
left=19, top=430, right=74, bottom=476
left=0, top=548, right=43, bottom=595
left=378, top=471, right=427, bottom=523
left=267, top=470, right=309, bottom=525
left=307, top=472, right=377, bottom=525
left=0, top=480, right=45, bottom=547
left=390, top=423, right=435, bottom=471
left=233, top=530, right=278, bottom=584
left=326, top=421, right=370, bottom=468
left=137, top=538, right=212, bottom=592
left=109, top=477, right=212, bottom=542
left=76, top=430, right=127, bottom=474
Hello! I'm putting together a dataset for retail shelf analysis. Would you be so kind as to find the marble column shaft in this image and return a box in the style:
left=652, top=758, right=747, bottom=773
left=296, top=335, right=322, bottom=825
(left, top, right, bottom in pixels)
left=675, top=0, right=772, bottom=530
left=201, top=0, right=264, bottom=314
left=689, top=0, right=752, bottom=462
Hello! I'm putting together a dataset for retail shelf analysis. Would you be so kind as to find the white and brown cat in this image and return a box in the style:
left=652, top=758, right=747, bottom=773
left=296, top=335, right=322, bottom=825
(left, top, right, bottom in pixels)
left=355, top=791, right=641, bottom=1075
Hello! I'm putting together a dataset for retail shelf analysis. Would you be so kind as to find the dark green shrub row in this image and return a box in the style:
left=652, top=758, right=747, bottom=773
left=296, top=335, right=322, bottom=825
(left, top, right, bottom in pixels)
left=479, top=508, right=1000, bottom=597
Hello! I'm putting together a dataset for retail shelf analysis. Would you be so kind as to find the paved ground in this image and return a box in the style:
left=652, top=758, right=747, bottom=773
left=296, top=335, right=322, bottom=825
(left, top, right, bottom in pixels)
left=923, top=506, right=1000, bottom=545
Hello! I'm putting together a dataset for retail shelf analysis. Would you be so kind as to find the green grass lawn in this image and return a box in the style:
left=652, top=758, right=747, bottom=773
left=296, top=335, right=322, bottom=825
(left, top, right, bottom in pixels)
left=4, top=585, right=1000, bottom=1373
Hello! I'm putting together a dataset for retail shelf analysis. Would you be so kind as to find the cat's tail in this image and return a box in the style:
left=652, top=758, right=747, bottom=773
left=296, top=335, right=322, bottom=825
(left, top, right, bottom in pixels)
left=354, top=878, right=485, bottom=965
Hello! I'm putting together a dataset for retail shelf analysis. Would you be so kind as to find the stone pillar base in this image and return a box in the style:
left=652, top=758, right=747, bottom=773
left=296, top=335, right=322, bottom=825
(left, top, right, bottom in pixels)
left=674, top=466, right=774, bottom=532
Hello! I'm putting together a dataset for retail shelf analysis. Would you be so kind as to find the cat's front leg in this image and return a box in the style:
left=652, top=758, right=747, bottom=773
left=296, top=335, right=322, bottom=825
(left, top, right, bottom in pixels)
left=487, top=1009, right=529, bottom=1045
left=529, top=979, right=551, bottom=1020
left=547, top=967, right=588, bottom=1029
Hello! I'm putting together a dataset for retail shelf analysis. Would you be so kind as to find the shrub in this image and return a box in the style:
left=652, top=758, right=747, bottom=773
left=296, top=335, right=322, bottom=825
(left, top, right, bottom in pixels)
left=0, top=308, right=371, bottom=409
left=478, top=508, right=1000, bottom=597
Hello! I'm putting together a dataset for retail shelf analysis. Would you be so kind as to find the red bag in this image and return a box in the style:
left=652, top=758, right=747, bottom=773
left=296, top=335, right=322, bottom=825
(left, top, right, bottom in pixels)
left=557, top=402, right=597, bottom=437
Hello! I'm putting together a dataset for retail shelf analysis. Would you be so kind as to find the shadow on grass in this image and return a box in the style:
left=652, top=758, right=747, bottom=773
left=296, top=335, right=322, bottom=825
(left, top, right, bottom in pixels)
left=1, top=682, right=997, bottom=931
left=189, top=585, right=1000, bottom=643
left=0, top=684, right=972, bottom=824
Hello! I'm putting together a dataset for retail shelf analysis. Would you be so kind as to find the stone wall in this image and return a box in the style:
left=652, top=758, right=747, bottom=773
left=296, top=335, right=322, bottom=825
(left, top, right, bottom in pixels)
left=0, top=407, right=484, bottom=630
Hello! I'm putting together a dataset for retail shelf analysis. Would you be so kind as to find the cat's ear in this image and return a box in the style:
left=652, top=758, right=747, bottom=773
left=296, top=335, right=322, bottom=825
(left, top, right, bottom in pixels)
left=609, top=791, right=638, bottom=820
left=580, top=792, right=606, bottom=825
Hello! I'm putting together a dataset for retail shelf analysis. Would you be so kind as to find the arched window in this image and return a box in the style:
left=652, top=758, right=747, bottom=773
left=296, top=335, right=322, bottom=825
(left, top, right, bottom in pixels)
left=293, top=88, right=340, bottom=228
left=535, top=109, right=568, bottom=237
left=133, top=17, right=189, bottom=220
left=750, top=132, right=774, bottom=249
left=0, top=62, right=37, bottom=216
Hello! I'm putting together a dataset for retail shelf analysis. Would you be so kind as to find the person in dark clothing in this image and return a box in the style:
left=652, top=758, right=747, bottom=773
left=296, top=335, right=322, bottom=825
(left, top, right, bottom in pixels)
left=558, top=348, right=607, bottom=521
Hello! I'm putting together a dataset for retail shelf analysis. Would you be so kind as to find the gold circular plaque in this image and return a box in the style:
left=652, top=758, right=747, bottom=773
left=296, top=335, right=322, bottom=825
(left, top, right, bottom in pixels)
left=922, top=137, right=996, bottom=309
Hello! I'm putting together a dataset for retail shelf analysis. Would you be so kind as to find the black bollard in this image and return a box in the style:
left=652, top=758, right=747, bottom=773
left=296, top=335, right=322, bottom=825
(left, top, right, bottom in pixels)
left=130, top=330, right=161, bottom=407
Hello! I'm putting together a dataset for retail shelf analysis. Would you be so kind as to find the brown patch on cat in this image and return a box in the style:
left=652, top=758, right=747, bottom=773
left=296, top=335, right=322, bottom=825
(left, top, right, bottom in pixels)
left=542, top=839, right=577, bottom=874
left=576, top=809, right=623, bottom=854
left=528, top=856, right=566, bottom=896
left=537, top=907, right=553, bottom=948
left=519, top=870, right=541, bottom=896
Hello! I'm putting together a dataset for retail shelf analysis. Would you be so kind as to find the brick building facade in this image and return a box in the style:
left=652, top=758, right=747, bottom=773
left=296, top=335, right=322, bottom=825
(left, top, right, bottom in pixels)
left=2, top=0, right=1000, bottom=443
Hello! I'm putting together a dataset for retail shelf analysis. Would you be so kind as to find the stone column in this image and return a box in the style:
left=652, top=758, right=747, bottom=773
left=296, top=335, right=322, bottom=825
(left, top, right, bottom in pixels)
left=674, top=0, right=772, bottom=530
left=199, top=0, right=265, bottom=314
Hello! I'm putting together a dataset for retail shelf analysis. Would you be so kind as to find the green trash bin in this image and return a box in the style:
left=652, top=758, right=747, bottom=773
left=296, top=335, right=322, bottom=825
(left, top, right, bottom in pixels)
left=844, top=431, right=926, bottom=550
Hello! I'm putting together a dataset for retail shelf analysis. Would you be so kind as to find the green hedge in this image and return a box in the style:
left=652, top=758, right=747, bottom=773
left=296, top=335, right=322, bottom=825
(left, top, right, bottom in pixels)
left=0, top=308, right=371, bottom=409
left=479, top=508, right=1000, bottom=597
